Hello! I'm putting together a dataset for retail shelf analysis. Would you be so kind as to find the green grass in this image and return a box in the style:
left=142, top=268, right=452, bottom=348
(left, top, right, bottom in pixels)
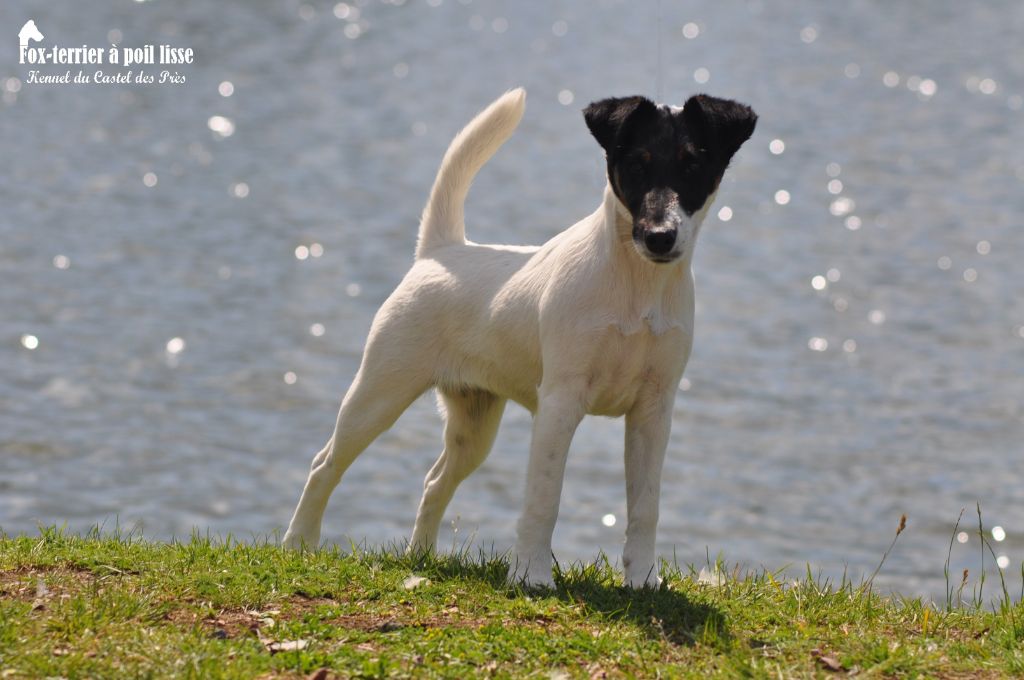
left=1, top=527, right=1022, bottom=678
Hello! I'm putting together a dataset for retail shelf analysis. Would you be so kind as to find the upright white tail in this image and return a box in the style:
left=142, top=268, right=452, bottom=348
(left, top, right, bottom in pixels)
left=416, top=88, right=526, bottom=257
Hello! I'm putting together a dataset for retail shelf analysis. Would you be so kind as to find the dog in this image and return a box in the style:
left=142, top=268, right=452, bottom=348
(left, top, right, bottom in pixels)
left=283, top=88, right=757, bottom=588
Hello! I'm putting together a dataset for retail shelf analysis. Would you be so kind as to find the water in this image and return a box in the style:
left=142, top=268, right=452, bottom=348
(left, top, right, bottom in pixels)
left=2, top=0, right=1022, bottom=600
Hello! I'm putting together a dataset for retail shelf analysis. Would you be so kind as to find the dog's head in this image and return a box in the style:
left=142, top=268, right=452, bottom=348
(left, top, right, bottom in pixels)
left=584, top=94, right=757, bottom=264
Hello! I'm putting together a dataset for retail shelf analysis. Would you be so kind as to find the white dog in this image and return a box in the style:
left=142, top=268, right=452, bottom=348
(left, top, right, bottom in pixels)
left=283, top=88, right=757, bottom=587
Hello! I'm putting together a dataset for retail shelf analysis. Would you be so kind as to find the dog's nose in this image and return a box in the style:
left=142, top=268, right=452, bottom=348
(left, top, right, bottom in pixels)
left=644, top=229, right=676, bottom=256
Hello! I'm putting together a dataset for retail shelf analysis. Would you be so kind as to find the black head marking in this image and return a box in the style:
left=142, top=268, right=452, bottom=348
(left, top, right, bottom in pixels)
left=582, top=93, right=758, bottom=264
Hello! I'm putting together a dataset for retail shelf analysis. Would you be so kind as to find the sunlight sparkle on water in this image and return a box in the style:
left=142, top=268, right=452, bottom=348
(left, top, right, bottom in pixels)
left=166, top=337, right=185, bottom=354
left=208, top=115, right=235, bottom=137
left=21, top=334, right=39, bottom=350
left=53, top=255, right=70, bottom=269
left=808, top=337, right=828, bottom=352
left=310, top=323, right=325, bottom=337
left=811, top=275, right=827, bottom=291
left=717, top=206, right=732, bottom=222
left=682, top=22, right=699, bottom=39
left=992, top=526, right=1006, bottom=542
left=868, top=310, right=886, bottom=325
left=830, top=197, right=855, bottom=216
left=976, top=240, right=991, bottom=255
left=769, top=138, right=785, bottom=155
left=957, top=531, right=969, bottom=544
left=774, top=190, right=790, bottom=205
left=558, top=89, right=574, bottom=106
left=218, top=81, right=234, bottom=97
left=601, top=513, right=616, bottom=527
left=997, top=556, right=1010, bottom=569
left=693, top=67, right=710, bottom=84
left=295, top=245, right=310, bottom=260
left=333, top=3, right=355, bottom=20
left=284, top=371, right=297, bottom=385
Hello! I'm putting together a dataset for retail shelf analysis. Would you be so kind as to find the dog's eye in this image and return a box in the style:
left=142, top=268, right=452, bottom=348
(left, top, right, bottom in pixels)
left=678, top=144, right=703, bottom=170
left=679, top=153, right=701, bottom=173
left=627, top=156, right=647, bottom=173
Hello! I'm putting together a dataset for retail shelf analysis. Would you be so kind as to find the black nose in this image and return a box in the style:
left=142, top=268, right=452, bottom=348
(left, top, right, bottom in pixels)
left=644, top=229, right=676, bottom=256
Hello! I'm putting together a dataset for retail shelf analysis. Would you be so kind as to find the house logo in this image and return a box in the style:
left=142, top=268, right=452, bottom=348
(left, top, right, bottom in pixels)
left=18, top=20, right=44, bottom=63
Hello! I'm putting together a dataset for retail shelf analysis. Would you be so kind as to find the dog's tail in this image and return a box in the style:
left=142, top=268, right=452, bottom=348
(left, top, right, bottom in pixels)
left=416, top=88, right=526, bottom=258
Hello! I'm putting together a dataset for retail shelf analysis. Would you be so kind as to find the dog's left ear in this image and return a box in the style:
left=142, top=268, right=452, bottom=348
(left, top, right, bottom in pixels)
left=681, top=94, right=758, bottom=163
left=583, top=96, right=657, bottom=154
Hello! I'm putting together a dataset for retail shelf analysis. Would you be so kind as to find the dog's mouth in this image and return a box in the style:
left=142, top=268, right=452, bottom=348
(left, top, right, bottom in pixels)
left=632, top=238, right=683, bottom=264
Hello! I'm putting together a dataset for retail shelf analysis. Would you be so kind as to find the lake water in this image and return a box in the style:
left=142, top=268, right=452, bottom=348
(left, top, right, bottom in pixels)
left=2, top=0, right=1022, bottom=601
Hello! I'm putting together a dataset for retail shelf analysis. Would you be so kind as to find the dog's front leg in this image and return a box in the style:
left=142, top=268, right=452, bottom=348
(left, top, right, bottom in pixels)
left=622, top=391, right=674, bottom=588
left=511, top=386, right=585, bottom=588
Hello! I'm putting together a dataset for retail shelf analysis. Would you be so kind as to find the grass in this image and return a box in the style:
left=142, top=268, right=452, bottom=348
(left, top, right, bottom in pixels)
left=1, top=526, right=1022, bottom=678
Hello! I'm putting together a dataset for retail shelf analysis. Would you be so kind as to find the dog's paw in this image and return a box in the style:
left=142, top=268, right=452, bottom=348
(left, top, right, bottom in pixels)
left=624, top=564, right=663, bottom=589
left=281, top=530, right=317, bottom=551
left=507, top=558, right=555, bottom=589
left=624, top=572, right=663, bottom=589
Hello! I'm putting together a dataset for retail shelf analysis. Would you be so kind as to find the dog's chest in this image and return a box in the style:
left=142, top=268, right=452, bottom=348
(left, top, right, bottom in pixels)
left=584, top=323, right=691, bottom=417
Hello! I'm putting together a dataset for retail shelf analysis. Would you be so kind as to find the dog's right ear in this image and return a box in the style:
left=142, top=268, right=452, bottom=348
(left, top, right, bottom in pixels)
left=583, top=96, right=657, bottom=154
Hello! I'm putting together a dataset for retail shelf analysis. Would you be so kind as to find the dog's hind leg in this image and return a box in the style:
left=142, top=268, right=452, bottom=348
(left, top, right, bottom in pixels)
left=408, top=388, right=506, bottom=554
left=282, top=357, right=431, bottom=550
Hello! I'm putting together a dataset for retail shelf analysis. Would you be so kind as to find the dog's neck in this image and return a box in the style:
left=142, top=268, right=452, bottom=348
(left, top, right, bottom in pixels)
left=596, top=182, right=694, bottom=334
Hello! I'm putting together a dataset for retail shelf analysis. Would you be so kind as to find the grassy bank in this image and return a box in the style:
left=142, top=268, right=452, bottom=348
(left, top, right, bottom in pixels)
left=1, top=528, right=1022, bottom=678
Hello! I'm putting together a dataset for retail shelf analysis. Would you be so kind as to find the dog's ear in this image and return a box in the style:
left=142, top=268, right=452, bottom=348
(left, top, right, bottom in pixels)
left=682, top=94, right=757, bottom=163
left=583, top=96, right=657, bottom=154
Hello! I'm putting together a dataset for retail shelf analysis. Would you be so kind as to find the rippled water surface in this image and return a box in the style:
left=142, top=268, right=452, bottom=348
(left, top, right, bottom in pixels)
left=2, top=1, right=1023, bottom=599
